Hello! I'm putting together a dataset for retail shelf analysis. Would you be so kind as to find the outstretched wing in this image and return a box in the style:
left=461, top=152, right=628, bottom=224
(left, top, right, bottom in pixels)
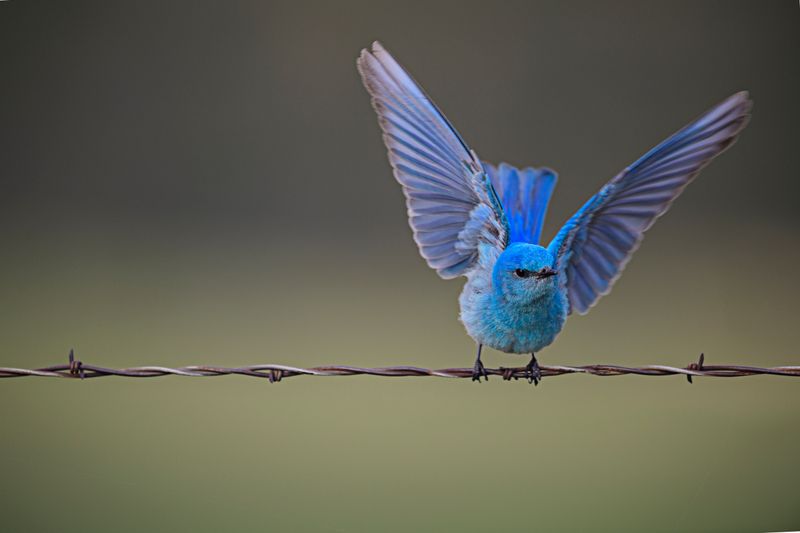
left=549, top=92, right=752, bottom=314
left=357, top=42, right=507, bottom=279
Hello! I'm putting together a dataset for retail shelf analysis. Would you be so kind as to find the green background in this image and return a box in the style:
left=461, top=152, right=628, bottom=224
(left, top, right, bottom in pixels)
left=1, top=1, right=798, bottom=531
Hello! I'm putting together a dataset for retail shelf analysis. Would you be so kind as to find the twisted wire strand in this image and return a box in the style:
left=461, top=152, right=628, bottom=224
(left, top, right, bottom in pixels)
left=0, top=352, right=798, bottom=382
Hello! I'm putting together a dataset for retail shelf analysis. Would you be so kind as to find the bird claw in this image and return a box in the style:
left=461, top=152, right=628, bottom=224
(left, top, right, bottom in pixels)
left=472, top=359, right=489, bottom=382
left=525, top=358, right=541, bottom=386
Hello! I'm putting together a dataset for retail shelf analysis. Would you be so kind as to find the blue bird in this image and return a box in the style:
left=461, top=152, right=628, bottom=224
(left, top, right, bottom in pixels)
left=357, top=42, right=751, bottom=384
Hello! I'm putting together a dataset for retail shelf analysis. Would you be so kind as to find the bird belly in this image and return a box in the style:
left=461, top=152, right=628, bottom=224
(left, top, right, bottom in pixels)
left=459, top=280, right=566, bottom=354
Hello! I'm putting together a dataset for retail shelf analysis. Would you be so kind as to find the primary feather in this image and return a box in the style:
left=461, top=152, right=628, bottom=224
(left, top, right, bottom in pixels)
left=357, top=41, right=508, bottom=278
left=549, top=92, right=752, bottom=314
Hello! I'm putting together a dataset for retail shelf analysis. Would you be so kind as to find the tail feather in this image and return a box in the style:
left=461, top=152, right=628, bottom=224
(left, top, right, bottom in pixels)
left=483, top=162, right=557, bottom=244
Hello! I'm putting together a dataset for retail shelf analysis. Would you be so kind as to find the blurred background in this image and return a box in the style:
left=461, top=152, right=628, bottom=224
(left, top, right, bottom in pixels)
left=1, top=1, right=798, bottom=531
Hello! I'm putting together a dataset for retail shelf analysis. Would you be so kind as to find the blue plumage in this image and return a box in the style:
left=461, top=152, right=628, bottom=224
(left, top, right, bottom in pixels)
left=484, top=163, right=557, bottom=245
left=358, top=42, right=751, bottom=382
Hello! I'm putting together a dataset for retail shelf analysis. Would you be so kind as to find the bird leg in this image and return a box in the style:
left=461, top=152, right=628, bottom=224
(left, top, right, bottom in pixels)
left=471, top=344, right=489, bottom=382
left=525, top=353, right=542, bottom=385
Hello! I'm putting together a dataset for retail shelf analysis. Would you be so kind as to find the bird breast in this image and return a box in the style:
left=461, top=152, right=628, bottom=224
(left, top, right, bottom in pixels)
left=459, top=273, right=567, bottom=354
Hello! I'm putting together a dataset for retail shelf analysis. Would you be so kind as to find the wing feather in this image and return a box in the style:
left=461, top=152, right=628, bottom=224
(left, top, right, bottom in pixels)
left=549, top=92, right=752, bottom=314
left=358, top=42, right=507, bottom=278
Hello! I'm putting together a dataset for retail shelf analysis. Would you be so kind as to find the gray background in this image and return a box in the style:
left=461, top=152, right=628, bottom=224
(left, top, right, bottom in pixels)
left=1, top=1, right=798, bottom=531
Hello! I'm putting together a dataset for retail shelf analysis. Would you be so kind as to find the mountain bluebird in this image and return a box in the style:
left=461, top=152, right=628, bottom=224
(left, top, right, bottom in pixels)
left=357, top=42, right=751, bottom=384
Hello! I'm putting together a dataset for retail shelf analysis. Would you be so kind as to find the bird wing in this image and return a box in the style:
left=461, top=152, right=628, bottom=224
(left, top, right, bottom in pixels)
left=548, top=92, right=752, bottom=314
left=358, top=42, right=508, bottom=279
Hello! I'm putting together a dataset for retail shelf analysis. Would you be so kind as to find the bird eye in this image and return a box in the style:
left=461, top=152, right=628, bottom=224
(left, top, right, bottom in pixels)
left=514, top=269, right=533, bottom=278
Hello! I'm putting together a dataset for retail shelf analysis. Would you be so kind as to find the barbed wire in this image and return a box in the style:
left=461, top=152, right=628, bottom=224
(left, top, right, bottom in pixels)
left=0, top=351, right=798, bottom=384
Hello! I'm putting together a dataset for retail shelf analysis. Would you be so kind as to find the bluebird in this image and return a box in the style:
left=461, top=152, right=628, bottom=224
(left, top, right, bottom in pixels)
left=357, top=42, right=751, bottom=384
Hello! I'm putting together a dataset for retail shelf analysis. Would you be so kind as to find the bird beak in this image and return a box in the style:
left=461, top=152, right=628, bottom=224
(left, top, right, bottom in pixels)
left=535, top=267, right=557, bottom=279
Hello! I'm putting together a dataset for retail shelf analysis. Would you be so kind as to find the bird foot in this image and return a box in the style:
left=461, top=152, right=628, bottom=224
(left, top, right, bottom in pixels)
left=525, top=358, right=541, bottom=386
left=472, top=359, right=489, bottom=382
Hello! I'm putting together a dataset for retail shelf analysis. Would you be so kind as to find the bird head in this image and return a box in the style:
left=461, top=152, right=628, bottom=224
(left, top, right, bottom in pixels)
left=492, top=243, right=559, bottom=304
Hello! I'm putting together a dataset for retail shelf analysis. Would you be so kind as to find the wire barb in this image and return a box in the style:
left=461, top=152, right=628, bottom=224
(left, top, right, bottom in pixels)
left=68, top=349, right=85, bottom=380
left=0, top=353, right=798, bottom=382
left=686, top=353, right=705, bottom=384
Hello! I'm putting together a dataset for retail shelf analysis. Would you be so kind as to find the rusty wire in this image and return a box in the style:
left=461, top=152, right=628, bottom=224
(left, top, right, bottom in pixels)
left=0, top=351, right=798, bottom=383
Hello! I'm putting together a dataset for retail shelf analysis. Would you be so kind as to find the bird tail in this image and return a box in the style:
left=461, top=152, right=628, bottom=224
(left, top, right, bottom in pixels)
left=483, top=162, right=557, bottom=244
